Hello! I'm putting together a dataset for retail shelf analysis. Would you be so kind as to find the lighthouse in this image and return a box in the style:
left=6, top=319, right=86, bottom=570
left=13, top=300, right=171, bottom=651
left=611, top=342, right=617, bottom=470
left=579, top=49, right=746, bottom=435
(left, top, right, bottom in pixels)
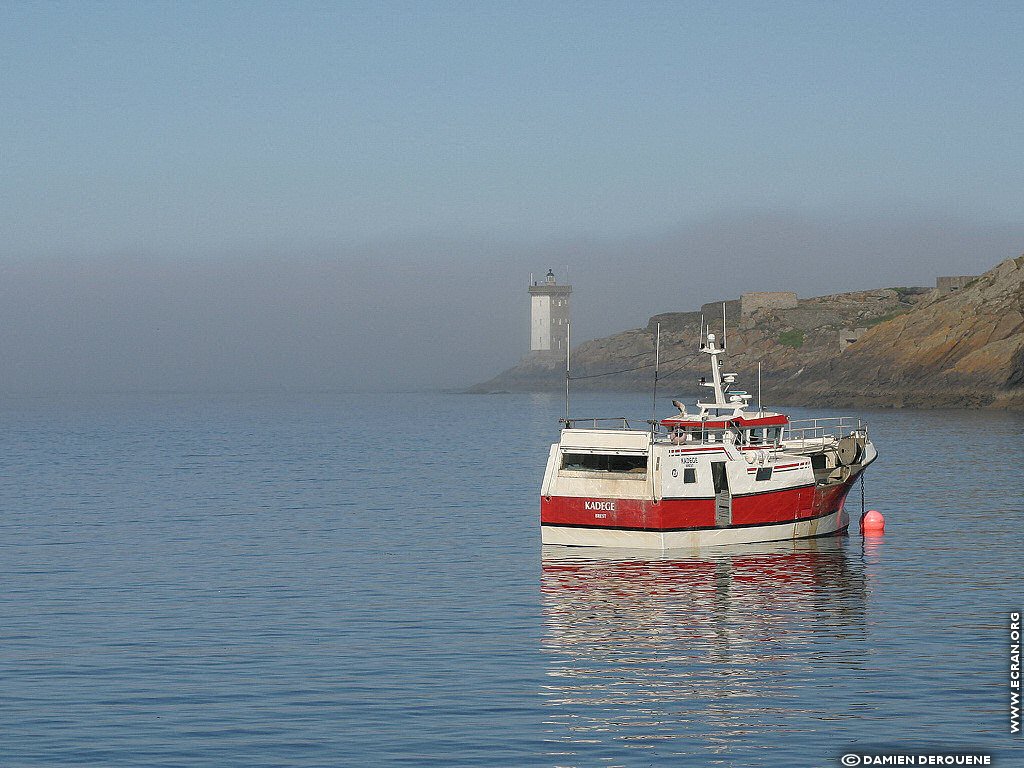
left=528, top=269, right=572, bottom=355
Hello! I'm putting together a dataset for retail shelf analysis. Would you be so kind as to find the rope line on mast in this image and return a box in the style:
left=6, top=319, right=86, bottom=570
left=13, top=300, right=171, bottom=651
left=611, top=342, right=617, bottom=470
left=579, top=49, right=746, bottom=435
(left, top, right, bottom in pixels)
left=567, top=350, right=701, bottom=381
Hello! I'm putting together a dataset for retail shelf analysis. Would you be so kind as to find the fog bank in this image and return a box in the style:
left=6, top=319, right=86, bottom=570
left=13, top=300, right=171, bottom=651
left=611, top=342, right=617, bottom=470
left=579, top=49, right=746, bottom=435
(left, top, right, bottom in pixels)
left=0, top=211, right=1019, bottom=393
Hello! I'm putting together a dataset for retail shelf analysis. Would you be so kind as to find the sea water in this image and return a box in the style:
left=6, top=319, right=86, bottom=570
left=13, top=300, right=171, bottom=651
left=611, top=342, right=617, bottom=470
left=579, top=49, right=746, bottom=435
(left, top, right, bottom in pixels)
left=0, top=391, right=1021, bottom=767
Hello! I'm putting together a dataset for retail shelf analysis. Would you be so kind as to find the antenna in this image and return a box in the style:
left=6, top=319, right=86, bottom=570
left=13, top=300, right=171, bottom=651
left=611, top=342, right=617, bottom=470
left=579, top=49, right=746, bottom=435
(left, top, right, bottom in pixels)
left=651, top=322, right=660, bottom=425
left=565, top=321, right=571, bottom=421
left=699, top=313, right=705, bottom=348
left=758, top=362, right=763, bottom=416
left=722, top=302, right=727, bottom=350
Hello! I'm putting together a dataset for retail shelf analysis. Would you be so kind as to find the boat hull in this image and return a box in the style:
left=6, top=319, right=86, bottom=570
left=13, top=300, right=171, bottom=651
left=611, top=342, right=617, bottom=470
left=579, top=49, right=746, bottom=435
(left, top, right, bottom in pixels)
left=541, top=505, right=850, bottom=549
left=540, top=470, right=861, bottom=549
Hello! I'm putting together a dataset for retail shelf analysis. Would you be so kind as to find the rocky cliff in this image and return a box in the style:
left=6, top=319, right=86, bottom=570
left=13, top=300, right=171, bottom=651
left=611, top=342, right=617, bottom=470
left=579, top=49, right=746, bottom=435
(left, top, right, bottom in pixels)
left=774, top=256, right=1024, bottom=409
left=470, top=255, right=1024, bottom=410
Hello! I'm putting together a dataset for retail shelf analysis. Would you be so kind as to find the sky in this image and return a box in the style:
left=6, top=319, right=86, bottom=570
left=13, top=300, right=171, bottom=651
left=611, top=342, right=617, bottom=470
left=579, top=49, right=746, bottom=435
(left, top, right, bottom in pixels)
left=1, top=1, right=1022, bottom=392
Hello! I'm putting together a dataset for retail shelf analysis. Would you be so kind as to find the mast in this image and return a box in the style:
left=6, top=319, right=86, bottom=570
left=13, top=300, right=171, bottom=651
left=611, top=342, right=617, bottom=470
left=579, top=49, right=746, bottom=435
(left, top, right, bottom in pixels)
left=694, top=329, right=728, bottom=415
left=651, top=322, right=660, bottom=425
left=565, top=321, right=571, bottom=421
left=706, top=333, right=725, bottom=405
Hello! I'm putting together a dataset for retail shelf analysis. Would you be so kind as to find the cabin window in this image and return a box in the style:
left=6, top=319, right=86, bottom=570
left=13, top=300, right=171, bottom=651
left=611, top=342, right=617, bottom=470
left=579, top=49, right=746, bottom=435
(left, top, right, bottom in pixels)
left=755, top=467, right=773, bottom=481
left=674, top=427, right=731, bottom=444
left=560, top=453, right=648, bottom=473
left=746, top=427, right=782, bottom=445
left=811, top=454, right=827, bottom=470
left=683, top=468, right=697, bottom=484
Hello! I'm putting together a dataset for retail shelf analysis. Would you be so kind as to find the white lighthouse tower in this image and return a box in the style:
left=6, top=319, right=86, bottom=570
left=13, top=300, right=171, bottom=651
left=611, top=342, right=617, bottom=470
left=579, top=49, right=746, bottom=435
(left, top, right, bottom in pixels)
left=528, top=269, right=572, bottom=355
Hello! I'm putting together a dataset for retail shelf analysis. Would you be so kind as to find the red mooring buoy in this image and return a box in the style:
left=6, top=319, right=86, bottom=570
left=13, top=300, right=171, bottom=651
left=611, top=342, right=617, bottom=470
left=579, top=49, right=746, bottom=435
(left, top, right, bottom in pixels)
left=860, top=509, right=885, bottom=535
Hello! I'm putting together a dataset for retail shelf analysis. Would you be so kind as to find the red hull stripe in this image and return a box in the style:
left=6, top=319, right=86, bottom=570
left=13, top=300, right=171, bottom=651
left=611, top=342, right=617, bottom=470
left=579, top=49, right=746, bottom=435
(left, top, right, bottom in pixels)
left=660, top=482, right=814, bottom=502
left=661, top=419, right=731, bottom=428
left=660, top=414, right=789, bottom=428
left=542, top=480, right=851, bottom=531
left=733, top=414, right=789, bottom=427
left=541, top=505, right=845, bottom=533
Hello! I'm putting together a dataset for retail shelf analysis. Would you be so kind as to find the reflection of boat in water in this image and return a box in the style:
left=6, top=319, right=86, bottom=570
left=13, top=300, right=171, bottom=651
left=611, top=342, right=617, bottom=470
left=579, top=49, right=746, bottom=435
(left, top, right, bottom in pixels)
left=542, top=539, right=868, bottom=652
left=540, top=539, right=869, bottom=761
left=540, top=327, right=877, bottom=548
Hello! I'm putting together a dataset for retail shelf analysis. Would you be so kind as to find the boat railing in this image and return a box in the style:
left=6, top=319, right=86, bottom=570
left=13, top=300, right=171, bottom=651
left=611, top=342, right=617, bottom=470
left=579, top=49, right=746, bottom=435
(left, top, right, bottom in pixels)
left=785, top=416, right=868, bottom=449
left=560, top=417, right=640, bottom=431
left=560, top=415, right=870, bottom=444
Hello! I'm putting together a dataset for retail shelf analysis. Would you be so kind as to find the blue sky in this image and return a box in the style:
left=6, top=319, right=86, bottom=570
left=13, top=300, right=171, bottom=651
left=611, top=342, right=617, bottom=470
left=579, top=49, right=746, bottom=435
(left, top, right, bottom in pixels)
left=1, top=2, right=1022, bottom=390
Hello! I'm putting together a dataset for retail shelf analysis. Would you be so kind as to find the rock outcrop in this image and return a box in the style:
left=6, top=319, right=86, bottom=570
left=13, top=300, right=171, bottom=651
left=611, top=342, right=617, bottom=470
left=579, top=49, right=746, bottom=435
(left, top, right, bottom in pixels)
left=774, top=256, right=1024, bottom=409
left=470, top=256, right=1024, bottom=410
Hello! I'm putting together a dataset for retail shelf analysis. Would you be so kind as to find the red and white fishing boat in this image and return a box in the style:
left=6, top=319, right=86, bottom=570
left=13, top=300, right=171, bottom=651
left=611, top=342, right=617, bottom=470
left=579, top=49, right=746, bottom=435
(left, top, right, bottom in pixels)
left=540, top=330, right=877, bottom=548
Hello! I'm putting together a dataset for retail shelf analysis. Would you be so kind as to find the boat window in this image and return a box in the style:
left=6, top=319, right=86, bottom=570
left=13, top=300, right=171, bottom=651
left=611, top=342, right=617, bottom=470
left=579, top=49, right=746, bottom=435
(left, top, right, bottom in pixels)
left=679, top=428, right=730, bottom=444
left=560, top=453, right=648, bottom=473
left=755, top=467, right=773, bottom=481
left=746, top=427, right=782, bottom=445
left=683, top=468, right=697, bottom=484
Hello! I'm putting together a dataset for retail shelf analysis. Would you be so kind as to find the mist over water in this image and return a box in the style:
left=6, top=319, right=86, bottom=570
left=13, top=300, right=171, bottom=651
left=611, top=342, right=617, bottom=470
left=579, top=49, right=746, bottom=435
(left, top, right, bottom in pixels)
left=0, top=213, right=1020, bottom=394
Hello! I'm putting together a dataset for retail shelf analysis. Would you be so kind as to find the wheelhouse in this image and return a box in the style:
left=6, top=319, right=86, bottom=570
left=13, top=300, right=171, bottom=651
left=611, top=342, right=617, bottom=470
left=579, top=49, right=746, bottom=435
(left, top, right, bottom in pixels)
left=660, top=413, right=789, bottom=448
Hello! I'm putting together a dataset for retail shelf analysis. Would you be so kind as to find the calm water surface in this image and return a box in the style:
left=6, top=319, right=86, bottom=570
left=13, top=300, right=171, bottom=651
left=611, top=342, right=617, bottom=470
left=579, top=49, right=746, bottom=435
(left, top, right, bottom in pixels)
left=0, top=392, right=1021, bottom=767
